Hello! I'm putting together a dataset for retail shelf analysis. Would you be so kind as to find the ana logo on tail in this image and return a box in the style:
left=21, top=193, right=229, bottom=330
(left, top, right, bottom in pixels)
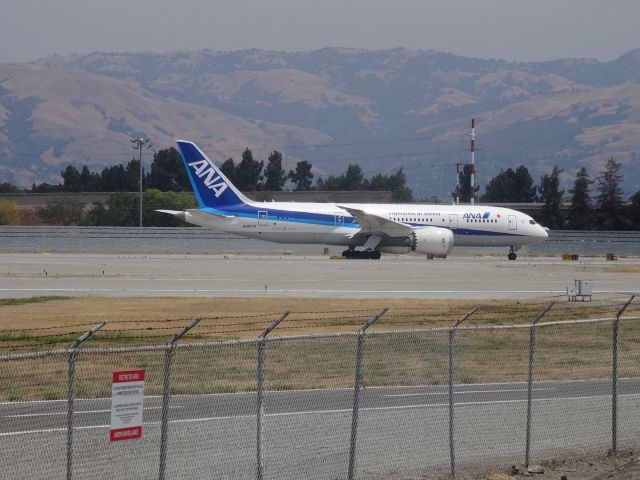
left=188, top=159, right=229, bottom=198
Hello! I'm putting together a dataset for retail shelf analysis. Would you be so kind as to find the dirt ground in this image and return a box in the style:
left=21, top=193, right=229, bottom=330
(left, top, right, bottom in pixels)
left=475, top=452, right=640, bottom=480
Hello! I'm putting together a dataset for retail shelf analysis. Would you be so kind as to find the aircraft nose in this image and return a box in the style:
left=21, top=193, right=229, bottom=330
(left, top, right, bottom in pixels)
left=539, top=226, right=549, bottom=239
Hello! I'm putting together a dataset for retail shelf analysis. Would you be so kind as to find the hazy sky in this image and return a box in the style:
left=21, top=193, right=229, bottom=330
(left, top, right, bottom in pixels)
left=2, top=0, right=640, bottom=63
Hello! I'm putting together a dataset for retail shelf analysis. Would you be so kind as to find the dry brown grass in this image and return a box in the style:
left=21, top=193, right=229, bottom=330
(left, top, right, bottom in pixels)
left=1, top=296, right=639, bottom=401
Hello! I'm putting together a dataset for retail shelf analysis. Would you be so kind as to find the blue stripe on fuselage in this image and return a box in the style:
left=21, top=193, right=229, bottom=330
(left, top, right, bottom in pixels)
left=203, top=205, right=360, bottom=228
left=200, top=206, right=525, bottom=236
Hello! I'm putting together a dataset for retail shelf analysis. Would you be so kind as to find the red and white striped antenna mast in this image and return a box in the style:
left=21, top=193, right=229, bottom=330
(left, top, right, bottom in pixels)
left=469, top=118, right=476, bottom=205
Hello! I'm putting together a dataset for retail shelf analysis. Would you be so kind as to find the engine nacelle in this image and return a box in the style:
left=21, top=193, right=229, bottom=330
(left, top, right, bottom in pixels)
left=410, top=227, right=454, bottom=255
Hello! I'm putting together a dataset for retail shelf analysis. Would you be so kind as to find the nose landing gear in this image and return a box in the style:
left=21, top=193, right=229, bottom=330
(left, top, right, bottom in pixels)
left=507, top=246, right=518, bottom=261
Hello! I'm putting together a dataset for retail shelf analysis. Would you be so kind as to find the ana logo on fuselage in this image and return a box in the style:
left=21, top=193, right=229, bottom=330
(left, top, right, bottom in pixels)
left=463, top=212, right=491, bottom=220
left=188, top=160, right=229, bottom=198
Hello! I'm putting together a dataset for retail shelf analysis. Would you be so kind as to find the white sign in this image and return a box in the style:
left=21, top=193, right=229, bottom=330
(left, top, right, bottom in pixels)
left=110, top=370, right=145, bottom=441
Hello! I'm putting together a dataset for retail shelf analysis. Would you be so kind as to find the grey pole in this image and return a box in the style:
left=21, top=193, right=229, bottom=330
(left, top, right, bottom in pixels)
left=159, top=317, right=202, bottom=480
left=525, top=303, right=554, bottom=467
left=347, top=308, right=388, bottom=480
left=131, top=137, right=149, bottom=228
left=448, top=307, right=479, bottom=479
left=612, top=295, right=635, bottom=455
left=67, top=322, right=107, bottom=480
left=256, top=311, right=290, bottom=480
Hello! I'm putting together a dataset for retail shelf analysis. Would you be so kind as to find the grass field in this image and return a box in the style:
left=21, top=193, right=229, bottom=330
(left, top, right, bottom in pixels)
left=0, top=296, right=639, bottom=401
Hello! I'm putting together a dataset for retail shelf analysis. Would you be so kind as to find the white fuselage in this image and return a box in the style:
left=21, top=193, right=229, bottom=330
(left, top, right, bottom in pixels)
left=182, top=201, right=548, bottom=248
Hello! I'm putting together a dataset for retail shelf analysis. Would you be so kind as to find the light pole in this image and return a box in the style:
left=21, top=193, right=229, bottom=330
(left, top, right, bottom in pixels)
left=131, top=137, right=150, bottom=227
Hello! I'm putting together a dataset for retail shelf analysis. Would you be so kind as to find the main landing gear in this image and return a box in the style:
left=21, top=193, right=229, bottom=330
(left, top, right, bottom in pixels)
left=341, top=248, right=381, bottom=260
left=508, top=246, right=518, bottom=261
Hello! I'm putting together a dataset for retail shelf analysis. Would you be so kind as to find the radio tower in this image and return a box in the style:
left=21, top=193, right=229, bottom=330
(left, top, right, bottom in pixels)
left=469, top=118, right=476, bottom=205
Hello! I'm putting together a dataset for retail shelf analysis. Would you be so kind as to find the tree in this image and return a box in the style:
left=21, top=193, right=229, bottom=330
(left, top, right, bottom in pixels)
left=628, top=191, right=640, bottom=230
left=0, top=200, right=19, bottom=225
left=139, top=189, right=197, bottom=227
left=234, top=148, right=263, bottom=191
left=288, top=160, right=314, bottom=191
left=124, top=158, right=143, bottom=192
left=595, top=158, right=628, bottom=230
left=83, top=193, right=138, bottom=226
left=538, top=166, right=564, bottom=229
left=481, top=166, right=536, bottom=202
left=61, top=165, right=82, bottom=192
left=513, top=165, right=537, bottom=202
left=147, top=147, right=190, bottom=192
left=31, top=182, right=62, bottom=193
left=318, top=164, right=365, bottom=191
left=386, top=168, right=413, bottom=202
left=0, top=182, right=20, bottom=193
left=79, top=165, right=101, bottom=191
left=100, top=164, right=128, bottom=191
left=36, top=200, right=84, bottom=225
left=263, top=151, right=287, bottom=191
left=84, top=190, right=196, bottom=226
left=342, top=164, right=365, bottom=190
left=567, top=167, right=594, bottom=230
left=220, top=158, right=237, bottom=186
left=366, top=168, right=413, bottom=202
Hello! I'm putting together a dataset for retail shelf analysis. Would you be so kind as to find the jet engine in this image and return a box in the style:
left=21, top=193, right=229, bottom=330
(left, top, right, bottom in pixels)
left=377, top=227, right=454, bottom=256
left=410, top=227, right=454, bottom=255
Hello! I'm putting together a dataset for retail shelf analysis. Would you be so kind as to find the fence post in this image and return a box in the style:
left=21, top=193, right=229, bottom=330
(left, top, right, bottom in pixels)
left=611, top=295, right=635, bottom=455
left=347, top=308, right=388, bottom=480
left=66, top=322, right=107, bottom=480
left=256, top=311, right=290, bottom=480
left=448, top=307, right=478, bottom=479
left=158, top=317, right=202, bottom=480
left=524, top=303, right=554, bottom=467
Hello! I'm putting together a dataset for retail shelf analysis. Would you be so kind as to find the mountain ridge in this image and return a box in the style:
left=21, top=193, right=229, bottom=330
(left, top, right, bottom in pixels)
left=2, top=47, right=640, bottom=196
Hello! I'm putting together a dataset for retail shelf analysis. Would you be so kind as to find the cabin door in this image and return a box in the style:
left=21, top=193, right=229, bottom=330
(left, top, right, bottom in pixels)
left=508, top=215, right=517, bottom=230
left=448, top=214, right=458, bottom=229
left=258, top=211, right=268, bottom=226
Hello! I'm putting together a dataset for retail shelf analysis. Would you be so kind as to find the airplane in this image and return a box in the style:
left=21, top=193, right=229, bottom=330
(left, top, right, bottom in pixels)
left=158, top=140, right=548, bottom=260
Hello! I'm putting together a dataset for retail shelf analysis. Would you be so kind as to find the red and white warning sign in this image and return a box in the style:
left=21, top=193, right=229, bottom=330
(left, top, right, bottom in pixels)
left=110, top=370, right=145, bottom=441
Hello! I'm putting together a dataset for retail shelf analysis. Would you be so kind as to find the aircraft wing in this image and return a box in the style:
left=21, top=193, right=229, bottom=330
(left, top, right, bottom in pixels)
left=338, top=206, right=413, bottom=237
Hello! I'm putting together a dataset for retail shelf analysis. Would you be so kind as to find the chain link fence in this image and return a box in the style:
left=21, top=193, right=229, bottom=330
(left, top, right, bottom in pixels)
left=1, top=302, right=640, bottom=479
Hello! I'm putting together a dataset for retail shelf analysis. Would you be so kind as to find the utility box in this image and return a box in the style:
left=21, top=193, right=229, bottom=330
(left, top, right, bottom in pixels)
left=566, top=286, right=577, bottom=302
left=570, top=279, right=592, bottom=302
left=576, top=279, right=592, bottom=296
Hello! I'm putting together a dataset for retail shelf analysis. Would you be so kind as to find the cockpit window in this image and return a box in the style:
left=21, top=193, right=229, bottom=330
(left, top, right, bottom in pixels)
left=529, top=219, right=536, bottom=225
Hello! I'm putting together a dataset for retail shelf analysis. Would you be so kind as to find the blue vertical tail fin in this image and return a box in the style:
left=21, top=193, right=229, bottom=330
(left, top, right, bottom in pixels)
left=176, top=140, right=250, bottom=209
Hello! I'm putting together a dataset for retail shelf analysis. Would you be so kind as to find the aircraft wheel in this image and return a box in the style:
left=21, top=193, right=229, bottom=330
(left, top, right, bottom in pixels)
left=508, top=252, right=517, bottom=261
left=371, top=250, right=381, bottom=260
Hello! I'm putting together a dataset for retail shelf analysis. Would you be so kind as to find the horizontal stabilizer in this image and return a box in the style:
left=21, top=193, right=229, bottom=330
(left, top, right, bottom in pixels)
left=155, top=209, right=234, bottom=219
left=155, top=209, right=185, bottom=216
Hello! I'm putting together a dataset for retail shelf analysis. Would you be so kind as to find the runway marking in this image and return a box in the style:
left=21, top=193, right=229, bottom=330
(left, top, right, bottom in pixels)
left=2, top=393, right=639, bottom=437
left=2, top=405, right=181, bottom=418
left=386, top=388, right=555, bottom=397
left=1, top=378, right=637, bottom=406
left=0, top=288, right=569, bottom=294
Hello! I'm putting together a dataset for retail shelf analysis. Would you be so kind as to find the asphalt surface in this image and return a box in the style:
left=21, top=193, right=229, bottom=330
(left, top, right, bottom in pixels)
left=1, top=253, right=639, bottom=299
left=2, top=379, right=640, bottom=479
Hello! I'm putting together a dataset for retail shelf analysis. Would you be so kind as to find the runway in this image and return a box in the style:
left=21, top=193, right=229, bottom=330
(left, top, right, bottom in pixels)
left=2, top=379, right=640, bottom=479
left=0, top=253, right=639, bottom=299
left=2, top=379, right=639, bottom=435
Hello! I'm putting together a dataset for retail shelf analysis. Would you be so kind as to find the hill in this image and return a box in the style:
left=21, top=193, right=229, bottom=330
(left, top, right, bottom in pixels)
left=2, top=47, right=640, bottom=196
